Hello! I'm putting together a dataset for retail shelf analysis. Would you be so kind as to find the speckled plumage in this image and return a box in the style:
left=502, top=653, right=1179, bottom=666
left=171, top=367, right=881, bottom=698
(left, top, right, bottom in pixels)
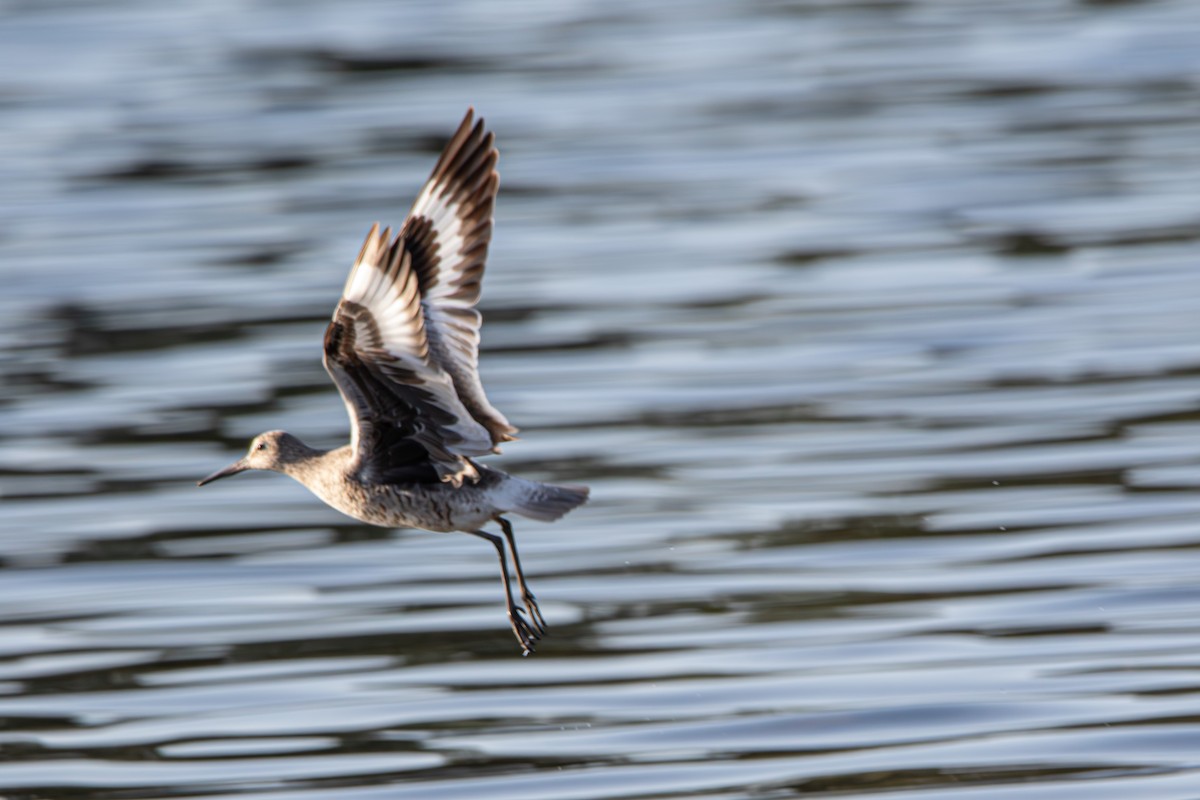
left=199, top=110, right=588, bottom=655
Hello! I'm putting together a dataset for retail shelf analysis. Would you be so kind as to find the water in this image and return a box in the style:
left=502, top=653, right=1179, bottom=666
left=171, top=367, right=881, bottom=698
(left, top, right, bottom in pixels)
left=2, top=0, right=1200, bottom=797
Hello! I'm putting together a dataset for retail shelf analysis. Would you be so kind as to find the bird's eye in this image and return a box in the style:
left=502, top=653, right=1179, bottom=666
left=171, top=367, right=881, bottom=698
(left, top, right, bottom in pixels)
left=256, top=442, right=267, bottom=451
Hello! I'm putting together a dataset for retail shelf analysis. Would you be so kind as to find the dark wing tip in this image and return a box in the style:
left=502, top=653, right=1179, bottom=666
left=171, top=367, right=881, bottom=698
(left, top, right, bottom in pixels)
left=426, top=109, right=498, bottom=200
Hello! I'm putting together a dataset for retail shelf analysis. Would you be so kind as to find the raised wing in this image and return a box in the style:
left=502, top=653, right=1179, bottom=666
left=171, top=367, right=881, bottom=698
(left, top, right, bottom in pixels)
left=323, top=223, right=493, bottom=486
left=402, top=108, right=518, bottom=447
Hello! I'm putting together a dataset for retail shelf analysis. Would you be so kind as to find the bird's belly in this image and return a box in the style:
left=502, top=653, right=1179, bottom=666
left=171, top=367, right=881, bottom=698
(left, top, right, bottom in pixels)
left=309, top=479, right=494, bottom=533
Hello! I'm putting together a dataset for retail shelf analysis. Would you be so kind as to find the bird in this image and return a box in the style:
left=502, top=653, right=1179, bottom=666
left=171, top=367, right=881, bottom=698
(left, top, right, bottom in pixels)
left=198, top=109, right=589, bottom=655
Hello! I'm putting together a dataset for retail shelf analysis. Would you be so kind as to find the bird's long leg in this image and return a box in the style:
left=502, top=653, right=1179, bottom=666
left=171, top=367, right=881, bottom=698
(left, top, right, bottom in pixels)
left=498, top=517, right=546, bottom=634
left=468, top=529, right=541, bottom=655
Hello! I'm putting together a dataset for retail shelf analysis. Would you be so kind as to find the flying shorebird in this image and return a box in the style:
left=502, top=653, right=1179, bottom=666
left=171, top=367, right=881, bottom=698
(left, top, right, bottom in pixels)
left=198, top=109, right=589, bottom=655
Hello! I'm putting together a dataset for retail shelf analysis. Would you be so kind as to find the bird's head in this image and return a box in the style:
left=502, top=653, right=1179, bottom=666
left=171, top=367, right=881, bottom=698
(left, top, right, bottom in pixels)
left=197, top=431, right=309, bottom=486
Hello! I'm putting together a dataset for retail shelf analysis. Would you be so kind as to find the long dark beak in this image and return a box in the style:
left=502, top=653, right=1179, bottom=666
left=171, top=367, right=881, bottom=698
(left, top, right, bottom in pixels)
left=197, top=458, right=249, bottom=487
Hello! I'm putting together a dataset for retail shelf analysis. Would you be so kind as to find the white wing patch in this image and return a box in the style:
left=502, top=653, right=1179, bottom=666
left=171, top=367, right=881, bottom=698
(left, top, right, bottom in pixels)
left=341, top=224, right=429, bottom=361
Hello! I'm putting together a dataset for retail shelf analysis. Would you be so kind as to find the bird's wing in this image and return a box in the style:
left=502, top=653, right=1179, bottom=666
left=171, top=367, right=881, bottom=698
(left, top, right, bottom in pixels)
left=401, top=108, right=518, bottom=448
left=323, top=223, right=493, bottom=486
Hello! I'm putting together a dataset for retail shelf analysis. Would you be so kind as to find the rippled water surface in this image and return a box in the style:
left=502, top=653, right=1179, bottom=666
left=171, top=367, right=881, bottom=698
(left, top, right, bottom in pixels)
left=3, top=0, right=1200, bottom=797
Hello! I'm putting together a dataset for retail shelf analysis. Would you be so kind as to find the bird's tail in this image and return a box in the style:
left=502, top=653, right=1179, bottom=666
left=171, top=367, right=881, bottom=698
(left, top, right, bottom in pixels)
left=501, top=476, right=590, bottom=522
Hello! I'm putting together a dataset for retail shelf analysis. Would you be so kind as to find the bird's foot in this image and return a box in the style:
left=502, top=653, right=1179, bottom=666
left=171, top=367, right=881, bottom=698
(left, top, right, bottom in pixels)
left=509, top=606, right=542, bottom=655
left=521, top=590, right=547, bottom=636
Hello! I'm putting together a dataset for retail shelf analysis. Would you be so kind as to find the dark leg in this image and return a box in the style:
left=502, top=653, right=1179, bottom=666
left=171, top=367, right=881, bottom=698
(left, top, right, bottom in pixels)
left=498, top=517, right=546, bottom=634
left=468, top=529, right=541, bottom=655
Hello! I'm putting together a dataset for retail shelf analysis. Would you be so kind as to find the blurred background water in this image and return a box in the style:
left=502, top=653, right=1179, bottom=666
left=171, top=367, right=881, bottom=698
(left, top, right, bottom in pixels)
left=2, top=0, right=1200, bottom=797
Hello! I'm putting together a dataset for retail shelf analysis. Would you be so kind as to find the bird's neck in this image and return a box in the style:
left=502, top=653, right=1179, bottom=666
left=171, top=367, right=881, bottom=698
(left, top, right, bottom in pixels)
left=279, top=444, right=348, bottom=489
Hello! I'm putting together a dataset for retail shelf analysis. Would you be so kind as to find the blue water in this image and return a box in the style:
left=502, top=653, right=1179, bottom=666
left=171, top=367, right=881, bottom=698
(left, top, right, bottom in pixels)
left=2, top=0, right=1200, bottom=797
